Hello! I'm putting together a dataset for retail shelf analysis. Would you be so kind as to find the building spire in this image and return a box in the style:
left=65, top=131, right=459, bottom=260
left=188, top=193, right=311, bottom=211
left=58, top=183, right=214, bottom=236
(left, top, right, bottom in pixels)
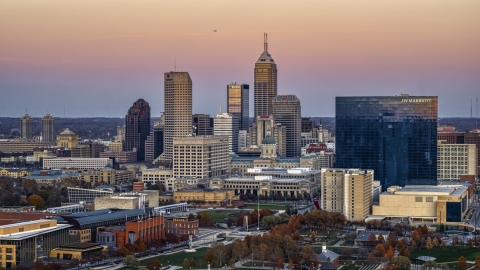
left=264, top=32, right=268, bottom=52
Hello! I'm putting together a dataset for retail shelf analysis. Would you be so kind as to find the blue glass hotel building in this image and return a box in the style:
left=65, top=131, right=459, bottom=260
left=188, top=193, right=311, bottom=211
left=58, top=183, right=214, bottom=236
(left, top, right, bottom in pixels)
left=335, top=95, right=438, bottom=190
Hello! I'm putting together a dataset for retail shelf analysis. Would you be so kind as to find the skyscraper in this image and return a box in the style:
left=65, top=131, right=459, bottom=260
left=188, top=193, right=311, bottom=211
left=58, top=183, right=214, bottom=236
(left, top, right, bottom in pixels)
left=20, top=114, right=33, bottom=139
left=336, top=95, right=438, bottom=189
left=254, top=33, right=277, bottom=118
left=214, top=112, right=239, bottom=153
left=227, top=84, right=249, bottom=130
left=125, top=99, right=151, bottom=161
left=42, top=114, right=55, bottom=142
left=272, top=95, right=301, bottom=157
left=161, top=72, right=192, bottom=162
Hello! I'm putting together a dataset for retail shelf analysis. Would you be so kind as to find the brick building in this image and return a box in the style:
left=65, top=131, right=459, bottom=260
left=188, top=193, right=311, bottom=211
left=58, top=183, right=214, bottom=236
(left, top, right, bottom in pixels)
left=165, top=217, right=199, bottom=236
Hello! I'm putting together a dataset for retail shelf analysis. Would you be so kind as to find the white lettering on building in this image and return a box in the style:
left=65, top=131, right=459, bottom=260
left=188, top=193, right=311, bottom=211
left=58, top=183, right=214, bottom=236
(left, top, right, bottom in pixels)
left=401, top=99, right=431, bottom=103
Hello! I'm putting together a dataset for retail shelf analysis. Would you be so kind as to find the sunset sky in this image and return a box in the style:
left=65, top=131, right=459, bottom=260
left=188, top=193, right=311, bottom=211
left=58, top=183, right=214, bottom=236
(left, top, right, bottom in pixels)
left=1, top=0, right=479, bottom=118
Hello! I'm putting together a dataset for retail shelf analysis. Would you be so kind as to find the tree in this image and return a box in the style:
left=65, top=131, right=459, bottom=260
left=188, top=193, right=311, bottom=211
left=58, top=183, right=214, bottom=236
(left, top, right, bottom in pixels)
left=458, top=256, right=468, bottom=270
left=123, top=255, right=139, bottom=267
left=276, top=257, right=285, bottom=269
left=403, top=248, right=410, bottom=258
left=211, top=242, right=226, bottom=268
left=422, top=260, right=437, bottom=270
left=367, top=232, right=377, bottom=242
left=378, top=233, right=385, bottom=243
left=254, top=243, right=268, bottom=268
left=300, top=244, right=317, bottom=265
left=190, top=259, right=197, bottom=269
left=374, top=243, right=386, bottom=257
left=441, top=240, right=447, bottom=250
left=27, top=194, right=45, bottom=209
left=474, top=256, right=480, bottom=270
left=232, top=239, right=249, bottom=261
left=228, top=257, right=235, bottom=267
left=205, top=249, right=215, bottom=266
left=426, top=237, right=433, bottom=251
left=341, top=248, right=351, bottom=260
left=201, top=212, right=211, bottom=225
left=432, top=238, right=439, bottom=247
left=183, top=258, right=190, bottom=269
left=146, top=260, right=162, bottom=270
left=392, top=256, right=411, bottom=270
left=385, top=246, right=394, bottom=262
left=367, top=253, right=378, bottom=264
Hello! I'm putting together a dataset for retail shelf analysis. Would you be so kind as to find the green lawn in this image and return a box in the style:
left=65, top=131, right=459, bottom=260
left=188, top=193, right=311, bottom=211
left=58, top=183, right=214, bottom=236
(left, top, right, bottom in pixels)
left=198, top=210, right=247, bottom=223
left=244, top=203, right=287, bottom=211
left=409, top=247, right=480, bottom=263
left=120, top=248, right=208, bottom=270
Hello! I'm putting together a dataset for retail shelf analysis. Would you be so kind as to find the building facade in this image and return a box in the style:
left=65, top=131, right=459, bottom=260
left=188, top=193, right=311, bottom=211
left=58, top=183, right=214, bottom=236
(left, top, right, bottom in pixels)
left=214, top=113, right=239, bottom=153
left=42, top=114, right=55, bottom=142
left=161, top=72, right=193, bottom=162
left=336, top=95, right=438, bottom=190
left=173, top=136, right=229, bottom=179
left=20, top=114, right=33, bottom=140
left=43, top=158, right=113, bottom=170
left=124, top=99, right=151, bottom=161
left=56, top=128, right=78, bottom=149
left=438, top=131, right=480, bottom=176
left=254, top=33, right=277, bottom=118
left=320, top=168, right=374, bottom=221
left=372, top=185, right=468, bottom=223
left=272, top=95, right=302, bottom=157
left=165, top=217, right=199, bottom=236
left=227, top=83, right=249, bottom=131
left=437, top=142, right=477, bottom=181
left=0, top=220, right=70, bottom=268
left=249, top=115, right=286, bottom=157
left=192, top=114, right=213, bottom=136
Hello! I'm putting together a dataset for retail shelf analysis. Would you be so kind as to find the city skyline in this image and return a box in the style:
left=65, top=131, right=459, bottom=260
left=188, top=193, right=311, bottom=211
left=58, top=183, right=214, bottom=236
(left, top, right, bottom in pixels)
left=1, top=1, right=479, bottom=118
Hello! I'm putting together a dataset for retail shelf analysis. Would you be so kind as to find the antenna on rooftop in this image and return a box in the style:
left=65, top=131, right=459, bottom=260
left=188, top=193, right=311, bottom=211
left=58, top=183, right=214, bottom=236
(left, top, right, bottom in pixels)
left=264, top=33, right=268, bottom=52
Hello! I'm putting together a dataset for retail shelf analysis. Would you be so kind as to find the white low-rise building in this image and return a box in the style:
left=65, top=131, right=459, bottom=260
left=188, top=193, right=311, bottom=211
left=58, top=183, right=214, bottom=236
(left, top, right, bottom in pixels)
left=43, top=158, right=112, bottom=170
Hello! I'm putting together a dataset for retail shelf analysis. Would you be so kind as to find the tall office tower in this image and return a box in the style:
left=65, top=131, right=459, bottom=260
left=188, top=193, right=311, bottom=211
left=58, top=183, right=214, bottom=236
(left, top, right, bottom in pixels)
left=214, top=112, right=239, bottom=153
left=320, top=168, right=373, bottom=221
left=117, top=125, right=126, bottom=141
left=227, top=84, right=249, bottom=130
left=125, top=99, right=151, bottom=161
left=145, top=123, right=164, bottom=163
left=192, top=114, right=213, bottom=136
left=336, top=95, right=438, bottom=189
left=272, top=95, right=301, bottom=157
left=42, top=114, right=55, bottom=142
left=173, top=136, right=229, bottom=178
left=20, top=114, right=33, bottom=139
left=249, top=115, right=286, bottom=157
left=161, top=72, right=192, bottom=162
left=254, top=33, right=277, bottom=118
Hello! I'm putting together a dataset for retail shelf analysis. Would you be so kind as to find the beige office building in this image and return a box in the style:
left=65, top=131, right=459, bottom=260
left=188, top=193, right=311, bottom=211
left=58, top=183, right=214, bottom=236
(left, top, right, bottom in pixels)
left=56, top=128, right=78, bottom=148
left=0, top=139, right=54, bottom=154
left=159, top=72, right=192, bottom=162
left=372, top=185, right=468, bottom=223
left=108, top=141, right=123, bottom=152
left=320, top=168, right=373, bottom=221
left=272, top=95, right=302, bottom=157
left=141, top=168, right=173, bottom=188
left=173, top=136, right=229, bottom=179
left=437, top=142, right=477, bottom=181
left=80, top=167, right=134, bottom=185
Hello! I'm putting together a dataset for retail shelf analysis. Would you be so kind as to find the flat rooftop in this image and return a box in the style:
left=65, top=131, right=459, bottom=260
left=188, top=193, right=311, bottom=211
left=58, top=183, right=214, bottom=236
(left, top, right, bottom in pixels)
left=384, top=185, right=468, bottom=196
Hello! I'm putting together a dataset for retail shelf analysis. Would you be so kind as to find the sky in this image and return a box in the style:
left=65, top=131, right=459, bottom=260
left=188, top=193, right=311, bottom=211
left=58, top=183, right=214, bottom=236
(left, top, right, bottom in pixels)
left=1, top=0, right=479, bottom=118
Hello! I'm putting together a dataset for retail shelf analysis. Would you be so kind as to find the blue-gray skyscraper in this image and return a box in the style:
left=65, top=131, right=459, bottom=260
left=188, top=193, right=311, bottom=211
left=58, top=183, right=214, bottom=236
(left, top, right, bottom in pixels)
left=227, top=83, right=249, bottom=131
left=335, top=95, right=438, bottom=190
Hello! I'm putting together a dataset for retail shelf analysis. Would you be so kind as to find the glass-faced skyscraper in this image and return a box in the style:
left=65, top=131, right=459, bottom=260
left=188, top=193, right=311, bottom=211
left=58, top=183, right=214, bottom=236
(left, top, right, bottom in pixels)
left=254, top=33, right=277, bottom=118
left=336, top=95, right=438, bottom=189
left=227, top=84, right=249, bottom=131
left=125, top=99, right=151, bottom=161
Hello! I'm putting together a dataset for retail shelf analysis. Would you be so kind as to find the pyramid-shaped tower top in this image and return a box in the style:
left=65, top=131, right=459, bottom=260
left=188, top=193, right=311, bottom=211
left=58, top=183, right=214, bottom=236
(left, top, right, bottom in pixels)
left=256, top=33, right=275, bottom=64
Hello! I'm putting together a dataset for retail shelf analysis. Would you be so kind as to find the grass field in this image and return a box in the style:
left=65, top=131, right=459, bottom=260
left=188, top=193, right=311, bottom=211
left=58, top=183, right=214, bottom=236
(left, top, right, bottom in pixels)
left=409, top=247, right=480, bottom=263
left=245, top=203, right=287, bottom=211
left=198, top=210, right=247, bottom=223
left=120, top=248, right=209, bottom=270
